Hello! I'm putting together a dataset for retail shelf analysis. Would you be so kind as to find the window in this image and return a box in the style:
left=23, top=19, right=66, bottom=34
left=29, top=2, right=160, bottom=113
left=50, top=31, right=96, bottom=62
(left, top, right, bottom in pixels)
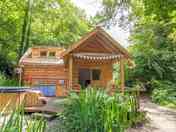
left=40, top=51, right=47, bottom=57
left=49, top=51, right=56, bottom=57
left=92, top=69, right=101, bottom=80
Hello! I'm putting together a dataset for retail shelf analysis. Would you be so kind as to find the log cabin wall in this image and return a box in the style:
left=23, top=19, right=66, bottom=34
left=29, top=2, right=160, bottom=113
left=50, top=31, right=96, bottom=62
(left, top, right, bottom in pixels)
left=22, top=65, right=68, bottom=86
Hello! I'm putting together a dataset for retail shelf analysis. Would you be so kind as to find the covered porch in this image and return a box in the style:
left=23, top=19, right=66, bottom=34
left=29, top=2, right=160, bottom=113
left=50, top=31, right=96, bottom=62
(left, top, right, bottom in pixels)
left=69, top=53, right=125, bottom=92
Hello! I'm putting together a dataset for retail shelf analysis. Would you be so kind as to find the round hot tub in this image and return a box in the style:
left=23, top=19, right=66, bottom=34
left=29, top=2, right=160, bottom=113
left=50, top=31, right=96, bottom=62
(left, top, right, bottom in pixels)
left=0, top=87, right=44, bottom=112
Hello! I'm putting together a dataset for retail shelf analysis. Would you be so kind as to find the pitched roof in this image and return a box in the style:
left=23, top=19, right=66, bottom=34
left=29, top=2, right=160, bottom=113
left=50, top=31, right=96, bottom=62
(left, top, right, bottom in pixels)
left=62, top=27, right=131, bottom=58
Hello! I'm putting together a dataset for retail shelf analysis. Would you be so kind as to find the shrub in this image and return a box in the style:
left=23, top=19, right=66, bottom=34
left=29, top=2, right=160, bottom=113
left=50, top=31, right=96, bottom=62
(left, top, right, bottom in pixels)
left=61, top=88, right=144, bottom=132
left=0, top=73, right=18, bottom=86
left=151, top=80, right=176, bottom=108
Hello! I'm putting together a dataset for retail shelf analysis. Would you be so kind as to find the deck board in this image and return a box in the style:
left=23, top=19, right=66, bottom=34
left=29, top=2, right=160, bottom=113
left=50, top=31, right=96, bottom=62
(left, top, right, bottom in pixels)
left=25, top=97, right=65, bottom=114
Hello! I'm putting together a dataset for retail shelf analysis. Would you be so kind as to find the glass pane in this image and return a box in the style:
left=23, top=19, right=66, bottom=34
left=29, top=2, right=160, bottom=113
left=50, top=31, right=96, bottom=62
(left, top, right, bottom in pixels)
left=92, top=69, right=101, bottom=80
left=40, top=51, right=47, bottom=57
left=59, top=80, right=65, bottom=85
left=49, top=52, right=56, bottom=57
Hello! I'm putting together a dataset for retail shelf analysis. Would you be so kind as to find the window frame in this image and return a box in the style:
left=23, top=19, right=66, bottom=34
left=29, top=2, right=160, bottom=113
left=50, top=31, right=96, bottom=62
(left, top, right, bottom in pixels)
left=40, top=51, right=47, bottom=57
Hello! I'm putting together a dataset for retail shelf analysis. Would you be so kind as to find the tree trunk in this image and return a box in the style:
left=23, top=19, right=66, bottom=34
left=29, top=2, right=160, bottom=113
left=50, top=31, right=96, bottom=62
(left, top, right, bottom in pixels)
left=18, top=0, right=33, bottom=60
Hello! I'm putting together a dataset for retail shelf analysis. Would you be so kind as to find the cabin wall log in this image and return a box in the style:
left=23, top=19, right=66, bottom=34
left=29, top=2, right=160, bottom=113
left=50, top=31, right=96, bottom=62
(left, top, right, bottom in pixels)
left=22, top=65, right=68, bottom=86
left=0, top=92, right=43, bottom=112
left=120, top=58, right=125, bottom=93
left=68, top=55, right=73, bottom=89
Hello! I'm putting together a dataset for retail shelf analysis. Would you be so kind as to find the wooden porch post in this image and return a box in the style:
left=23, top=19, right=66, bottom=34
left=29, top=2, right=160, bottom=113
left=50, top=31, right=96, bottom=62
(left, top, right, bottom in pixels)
left=120, top=58, right=125, bottom=93
left=69, top=55, right=73, bottom=90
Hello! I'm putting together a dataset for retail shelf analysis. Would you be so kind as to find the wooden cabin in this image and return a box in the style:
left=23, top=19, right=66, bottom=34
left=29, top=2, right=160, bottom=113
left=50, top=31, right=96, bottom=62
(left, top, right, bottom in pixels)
left=19, top=27, right=132, bottom=97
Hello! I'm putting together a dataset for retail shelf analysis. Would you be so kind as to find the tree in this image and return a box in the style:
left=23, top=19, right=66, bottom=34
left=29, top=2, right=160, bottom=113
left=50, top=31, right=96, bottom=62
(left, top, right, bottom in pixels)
left=127, top=0, right=176, bottom=83
left=94, top=0, right=131, bottom=28
left=0, top=0, right=25, bottom=76
left=28, top=0, right=91, bottom=47
left=18, top=0, right=33, bottom=60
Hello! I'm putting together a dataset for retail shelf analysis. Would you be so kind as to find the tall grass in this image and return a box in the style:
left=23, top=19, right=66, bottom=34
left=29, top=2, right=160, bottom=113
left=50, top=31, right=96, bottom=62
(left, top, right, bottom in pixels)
left=61, top=88, right=144, bottom=132
left=0, top=107, right=46, bottom=132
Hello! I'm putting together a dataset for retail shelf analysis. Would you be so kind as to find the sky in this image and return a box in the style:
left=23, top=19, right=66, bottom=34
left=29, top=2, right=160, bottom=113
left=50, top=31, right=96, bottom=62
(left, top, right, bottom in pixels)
left=72, top=0, right=130, bottom=47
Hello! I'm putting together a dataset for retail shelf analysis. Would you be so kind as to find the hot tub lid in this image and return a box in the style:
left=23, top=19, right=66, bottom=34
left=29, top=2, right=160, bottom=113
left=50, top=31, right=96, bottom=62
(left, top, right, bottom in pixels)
left=0, top=87, right=30, bottom=93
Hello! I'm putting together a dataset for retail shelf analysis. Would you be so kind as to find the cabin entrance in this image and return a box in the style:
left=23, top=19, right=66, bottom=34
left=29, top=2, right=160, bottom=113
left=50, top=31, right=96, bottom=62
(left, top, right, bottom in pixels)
left=79, top=68, right=91, bottom=88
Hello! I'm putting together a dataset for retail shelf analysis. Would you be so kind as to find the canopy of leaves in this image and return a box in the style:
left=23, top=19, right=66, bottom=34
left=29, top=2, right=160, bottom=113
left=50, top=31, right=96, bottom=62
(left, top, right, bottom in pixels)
left=128, top=0, right=176, bottom=83
left=94, top=0, right=130, bottom=28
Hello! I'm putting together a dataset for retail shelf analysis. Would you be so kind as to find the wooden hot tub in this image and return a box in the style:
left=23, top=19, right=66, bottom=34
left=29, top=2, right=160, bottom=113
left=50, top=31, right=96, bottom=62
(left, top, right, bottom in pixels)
left=0, top=87, right=44, bottom=112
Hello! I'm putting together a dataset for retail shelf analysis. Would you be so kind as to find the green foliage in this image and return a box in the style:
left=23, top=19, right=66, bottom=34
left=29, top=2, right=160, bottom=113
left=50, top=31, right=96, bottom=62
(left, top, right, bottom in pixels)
left=0, top=0, right=24, bottom=61
left=151, top=80, right=176, bottom=108
left=128, top=48, right=176, bottom=82
left=0, top=73, right=18, bottom=86
left=100, top=2, right=176, bottom=106
left=61, top=89, right=145, bottom=132
left=30, top=0, right=91, bottom=47
left=125, top=0, right=176, bottom=88
left=124, top=0, right=176, bottom=108
left=0, top=53, right=15, bottom=77
left=95, top=0, right=130, bottom=27
left=18, top=0, right=33, bottom=60
left=0, top=107, right=46, bottom=132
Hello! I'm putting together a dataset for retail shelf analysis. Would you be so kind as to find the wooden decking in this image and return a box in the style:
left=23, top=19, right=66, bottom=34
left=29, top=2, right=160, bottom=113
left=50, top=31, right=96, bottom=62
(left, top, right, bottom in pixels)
left=25, top=97, right=65, bottom=114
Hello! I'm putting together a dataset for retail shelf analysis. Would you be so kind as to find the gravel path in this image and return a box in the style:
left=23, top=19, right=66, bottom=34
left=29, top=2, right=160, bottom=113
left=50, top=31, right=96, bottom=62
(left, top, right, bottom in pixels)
left=127, top=97, right=176, bottom=132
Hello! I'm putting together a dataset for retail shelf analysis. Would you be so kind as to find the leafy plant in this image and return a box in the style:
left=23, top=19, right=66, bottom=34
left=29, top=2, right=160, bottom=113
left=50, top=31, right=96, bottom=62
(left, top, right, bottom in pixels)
left=0, top=73, right=19, bottom=86
left=0, top=107, right=46, bottom=132
left=151, top=80, right=176, bottom=108
left=61, top=88, right=145, bottom=132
